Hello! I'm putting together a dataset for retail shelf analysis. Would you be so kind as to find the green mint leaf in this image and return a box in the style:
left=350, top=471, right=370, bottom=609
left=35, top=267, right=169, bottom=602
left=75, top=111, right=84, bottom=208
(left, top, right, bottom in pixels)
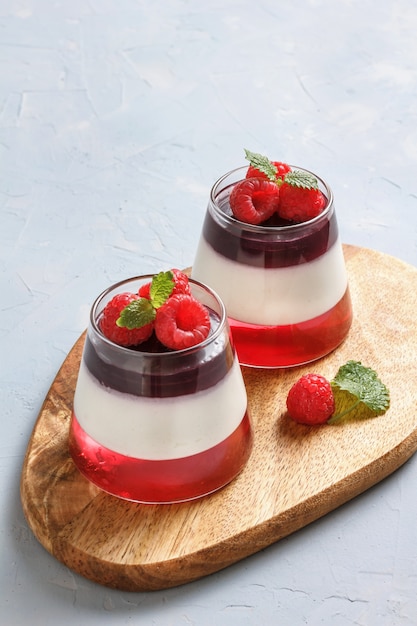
left=284, top=170, right=319, bottom=190
left=328, top=360, right=390, bottom=424
left=244, top=149, right=278, bottom=182
left=150, top=270, right=174, bottom=308
left=117, top=298, right=156, bottom=329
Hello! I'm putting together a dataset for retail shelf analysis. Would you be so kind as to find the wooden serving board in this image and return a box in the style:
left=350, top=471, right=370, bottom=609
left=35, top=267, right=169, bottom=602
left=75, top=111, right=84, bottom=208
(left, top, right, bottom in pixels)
left=20, top=245, right=417, bottom=591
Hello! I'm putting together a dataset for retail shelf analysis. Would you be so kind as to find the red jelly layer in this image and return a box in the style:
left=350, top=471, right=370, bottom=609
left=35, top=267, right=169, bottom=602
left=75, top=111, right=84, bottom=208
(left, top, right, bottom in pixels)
left=230, top=288, right=353, bottom=368
left=69, top=412, right=253, bottom=503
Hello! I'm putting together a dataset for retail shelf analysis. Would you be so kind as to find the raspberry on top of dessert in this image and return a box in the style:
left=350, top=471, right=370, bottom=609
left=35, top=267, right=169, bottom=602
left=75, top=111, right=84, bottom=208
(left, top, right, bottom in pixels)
left=229, top=149, right=326, bottom=226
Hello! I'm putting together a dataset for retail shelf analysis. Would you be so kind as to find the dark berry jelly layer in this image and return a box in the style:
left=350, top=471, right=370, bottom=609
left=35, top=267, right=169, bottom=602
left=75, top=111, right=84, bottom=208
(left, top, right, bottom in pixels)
left=204, top=185, right=339, bottom=268
left=83, top=314, right=234, bottom=399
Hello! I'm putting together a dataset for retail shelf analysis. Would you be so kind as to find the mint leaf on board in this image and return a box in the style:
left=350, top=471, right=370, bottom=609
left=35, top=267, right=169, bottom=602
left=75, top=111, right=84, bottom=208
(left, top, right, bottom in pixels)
left=328, top=360, right=390, bottom=424
left=244, top=149, right=278, bottom=182
left=150, top=271, right=174, bottom=308
left=284, top=170, right=319, bottom=190
left=117, top=298, right=156, bottom=329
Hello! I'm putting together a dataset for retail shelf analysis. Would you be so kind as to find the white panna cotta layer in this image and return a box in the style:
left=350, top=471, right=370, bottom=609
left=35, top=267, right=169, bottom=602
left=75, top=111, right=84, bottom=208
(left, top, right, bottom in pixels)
left=73, top=358, right=247, bottom=460
left=192, top=236, right=348, bottom=325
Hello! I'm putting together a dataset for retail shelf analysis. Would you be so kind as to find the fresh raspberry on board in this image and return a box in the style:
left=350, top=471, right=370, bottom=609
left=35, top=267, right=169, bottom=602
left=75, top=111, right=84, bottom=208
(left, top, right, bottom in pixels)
left=246, top=160, right=291, bottom=182
left=154, top=294, right=211, bottom=350
left=278, top=181, right=326, bottom=223
left=100, top=292, right=154, bottom=347
left=229, top=177, right=280, bottom=225
left=286, top=373, right=335, bottom=425
left=138, top=268, right=191, bottom=299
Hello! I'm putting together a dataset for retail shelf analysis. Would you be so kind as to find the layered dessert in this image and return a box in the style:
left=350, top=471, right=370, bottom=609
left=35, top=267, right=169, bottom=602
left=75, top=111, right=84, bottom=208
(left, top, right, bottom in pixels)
left=192, top=151, right=352, bottom=368
left=69, top=271, right=252, bottom=503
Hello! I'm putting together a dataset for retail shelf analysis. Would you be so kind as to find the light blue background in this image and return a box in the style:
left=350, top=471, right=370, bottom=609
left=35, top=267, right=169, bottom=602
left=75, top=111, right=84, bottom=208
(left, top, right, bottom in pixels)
left=2, top=1, right=417, bottom=624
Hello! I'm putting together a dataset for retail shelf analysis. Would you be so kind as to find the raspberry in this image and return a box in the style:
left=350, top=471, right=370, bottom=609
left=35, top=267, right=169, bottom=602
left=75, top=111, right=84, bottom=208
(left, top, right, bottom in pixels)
left=138, top=268, right=191, bottom=299
left=170, top=268, right=192, bottom=296
left=138, top=282, right=151, bottom=299
left=246, top=161, right=291, bottom=181
left=286, top=373, right=335, bottom=425
left=99, top=292, right=153, bottom=347
left=154, top=294, right=211, bottom=350
left=278, top=183, right=326, bottom=223
left=229, top=177, right=280, bottom=225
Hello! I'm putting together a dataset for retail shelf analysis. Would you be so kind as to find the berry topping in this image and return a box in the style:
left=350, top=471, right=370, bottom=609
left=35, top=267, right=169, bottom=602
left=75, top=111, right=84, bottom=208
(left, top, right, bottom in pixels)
left=138, top=282, right=151, bottom=299
left=230, top=149, right=327, bottom=225
left=100, top=292, right=154, bottom=347
left=154, top=294, right=211, bottom=350
left=170, top=268, right=192, bottom=295
left=247, top=161, right=291, bottom=181
left=138, top=268, right=191, bottom=299
left=244, top=149, right=290, bottom=182
left=229, top=177, right=280, bottom=225
left=286, top=373, right=335, bottom=426
left=285, top=361, right=390, bottom=427
left=100, top=270, right=211, bottom=351
left=278, top=171, right=326, bottom=223
left=245, top=149, right=291, bottom=182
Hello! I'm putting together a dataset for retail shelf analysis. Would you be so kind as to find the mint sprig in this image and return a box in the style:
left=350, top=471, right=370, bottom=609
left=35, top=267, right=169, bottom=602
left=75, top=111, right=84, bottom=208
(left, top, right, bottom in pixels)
left=150, top=270, right=174, bottom=307
left=244, top=148, right=319, bottom=190
left=328, top=361, right=390, bottom=424
left=244, top=149, right=278, bottom=182
left=117, top=298, right=156, bottom=329
left=117, top=270, right=175, bottom=330
left=283, top=169, right=319, bottom=190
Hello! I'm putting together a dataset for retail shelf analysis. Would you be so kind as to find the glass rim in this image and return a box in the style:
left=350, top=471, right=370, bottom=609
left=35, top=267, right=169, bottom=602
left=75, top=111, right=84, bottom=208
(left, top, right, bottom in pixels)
left=89, top=274, right=228, bottom=357
left=209, top=164, right=334, bottom=233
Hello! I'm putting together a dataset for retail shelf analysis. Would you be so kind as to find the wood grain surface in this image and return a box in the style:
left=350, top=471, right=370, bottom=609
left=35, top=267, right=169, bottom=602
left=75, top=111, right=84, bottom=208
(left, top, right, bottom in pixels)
left=20, top=245, right=417, bottom=591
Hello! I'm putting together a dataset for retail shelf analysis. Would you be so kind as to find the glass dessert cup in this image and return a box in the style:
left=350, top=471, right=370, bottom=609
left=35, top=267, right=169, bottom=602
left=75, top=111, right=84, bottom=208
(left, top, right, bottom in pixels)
left=69, top=276, right=253, bottom=504
left=192, top=166, right=353, bottom=368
